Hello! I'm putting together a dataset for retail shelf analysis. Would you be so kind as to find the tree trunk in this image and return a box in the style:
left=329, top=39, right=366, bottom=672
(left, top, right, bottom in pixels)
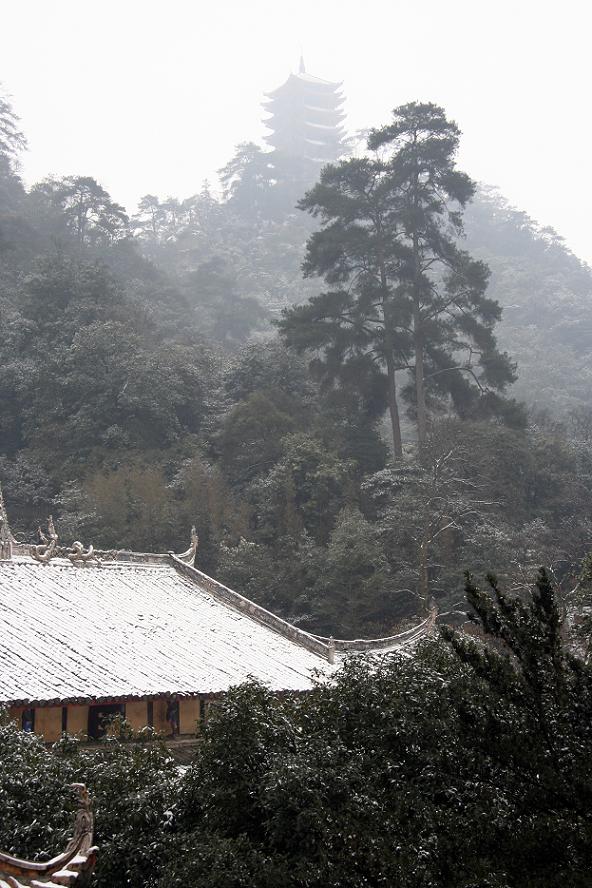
left=385, top=352, right=403, bottom=459
left=414, top=312, right=427, bottom=449
left=409, top=134, right=428, bottom=451
left=379, top=244, right=403, bottom=459
left=412, top=215, right=427, bottom=449
left=418, top=536, right=430, bottom=612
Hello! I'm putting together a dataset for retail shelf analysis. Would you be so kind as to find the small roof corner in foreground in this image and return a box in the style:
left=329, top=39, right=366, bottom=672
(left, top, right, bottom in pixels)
left=0, top=783, right=97, bottom=887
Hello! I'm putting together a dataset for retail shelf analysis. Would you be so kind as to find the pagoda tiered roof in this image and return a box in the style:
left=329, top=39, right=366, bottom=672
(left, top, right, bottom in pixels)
left=264, top=71, right=343, bottom=98
left=263, top=63, right=346, bottom=167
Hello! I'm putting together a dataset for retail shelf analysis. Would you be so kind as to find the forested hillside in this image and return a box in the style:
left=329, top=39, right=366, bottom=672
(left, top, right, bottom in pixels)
left=465, top=186, right=592, bottom=413
left=2, top=91, right=592, bottom=637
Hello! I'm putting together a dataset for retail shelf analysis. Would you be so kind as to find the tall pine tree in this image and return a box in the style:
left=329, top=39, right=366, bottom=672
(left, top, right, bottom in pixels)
left=369, top=103, right=516, bottom=445
left=279, top=155, right=411, bottom=456
left=280, top=102, right=517, bottom=454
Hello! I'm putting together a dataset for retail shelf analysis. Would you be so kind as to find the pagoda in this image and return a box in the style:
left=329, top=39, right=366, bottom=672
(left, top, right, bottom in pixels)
left=263, top=57, right=346, bottom=194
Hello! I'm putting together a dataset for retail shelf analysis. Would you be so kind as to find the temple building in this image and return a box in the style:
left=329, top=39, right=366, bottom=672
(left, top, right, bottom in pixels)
left=263, top=57, right=346, bottom=194
left=0, top=488, right=434, bottom=744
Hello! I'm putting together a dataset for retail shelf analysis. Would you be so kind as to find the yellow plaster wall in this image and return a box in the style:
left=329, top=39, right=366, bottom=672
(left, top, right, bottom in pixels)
left=7, top=706, right=24, bottom=728
left=67, top=705, right=88, bottom=737
left=179, top=698, right=200, bottom=736
left=35, top=706, right=62, bottom=742
left=126, top=700, right=148, bottom=731
left=6, top=698, right=204, bottom=739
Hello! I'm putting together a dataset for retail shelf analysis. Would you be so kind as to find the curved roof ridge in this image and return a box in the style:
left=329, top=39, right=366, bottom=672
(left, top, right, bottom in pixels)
left=169, top=554, right=331, bottom=661
left=170, top=555, right=436, bottom=659
left=308, top=605, right=438, bottom=653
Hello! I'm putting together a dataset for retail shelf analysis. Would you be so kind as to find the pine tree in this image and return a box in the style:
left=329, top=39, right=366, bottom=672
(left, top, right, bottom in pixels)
left=280, top=103, right=516, bottom=455
left=31, top=176, right=129, bottom=247
left=442, top=569, right=592, bottom=819
left=218, top=142, right=273, bottom=220
left=278, top=155, right=411, bottom=456
left=369, top=103, right=516, bottom=445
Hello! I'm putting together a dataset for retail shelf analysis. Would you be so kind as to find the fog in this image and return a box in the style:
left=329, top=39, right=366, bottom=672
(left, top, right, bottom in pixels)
left=2, top=0, right=591, bottom=261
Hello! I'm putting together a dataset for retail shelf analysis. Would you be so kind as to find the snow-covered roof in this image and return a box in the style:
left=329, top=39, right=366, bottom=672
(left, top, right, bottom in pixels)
left=0, top=492, right=436, bottom=707
left=304, top=104, right=346, bottom=116
left=264, top=71, right=343, bottom=98
left=305, top=120, right=341, bottom=132
left=0, top=552, right=333, bottom=706
left=294, top=72, right=342, bottom=87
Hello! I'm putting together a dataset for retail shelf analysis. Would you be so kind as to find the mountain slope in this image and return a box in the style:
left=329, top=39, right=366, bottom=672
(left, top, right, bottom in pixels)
left=464, top=186, right=592, bottom=414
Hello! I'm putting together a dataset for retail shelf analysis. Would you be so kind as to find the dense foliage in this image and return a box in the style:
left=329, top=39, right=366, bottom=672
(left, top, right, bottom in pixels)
left=166, top=573, right=592, bottom=888
left=0, top=721, right=178, bottom=885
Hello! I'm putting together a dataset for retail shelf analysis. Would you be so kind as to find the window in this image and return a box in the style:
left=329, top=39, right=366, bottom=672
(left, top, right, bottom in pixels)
left=166, top=698, right=179, bottom=736
left=87, top=703, right=125, bottom=740
left=22, top=708, right=35, bottom=732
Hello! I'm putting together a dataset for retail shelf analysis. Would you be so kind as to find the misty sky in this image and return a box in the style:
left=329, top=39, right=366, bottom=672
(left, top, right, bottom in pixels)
left=2, top=0, right=591, bottom=262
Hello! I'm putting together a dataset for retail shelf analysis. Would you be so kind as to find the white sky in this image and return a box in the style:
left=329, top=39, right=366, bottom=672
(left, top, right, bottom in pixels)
left=2, top=0, right=591, bottom=262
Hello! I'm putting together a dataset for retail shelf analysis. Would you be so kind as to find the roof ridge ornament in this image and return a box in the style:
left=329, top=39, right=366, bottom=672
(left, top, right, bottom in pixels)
left=176, top=525, right=199, bottom=565
left=327, top=636, right=335, bottom=664
left=0, top=482, right=14, bottom=561
left=29, top=516, right=100, bottom=566
left=67, top=540, right=100, bottom=565
left=0, top=782, right=97, bottom=885
left=66, top=783, right=95, bottom=857
left=31, top=515, right=60, bottom=563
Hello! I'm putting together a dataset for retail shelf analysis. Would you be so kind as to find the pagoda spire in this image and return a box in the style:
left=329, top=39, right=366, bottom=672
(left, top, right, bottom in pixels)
left=299, top=53, right=306, bottom=74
